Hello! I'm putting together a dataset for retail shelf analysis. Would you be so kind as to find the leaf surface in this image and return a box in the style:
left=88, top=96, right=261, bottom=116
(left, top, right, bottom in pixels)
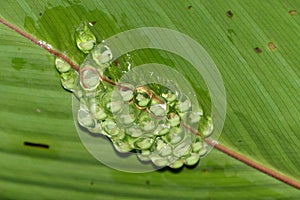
left=0, top=0, right=299, bottom=199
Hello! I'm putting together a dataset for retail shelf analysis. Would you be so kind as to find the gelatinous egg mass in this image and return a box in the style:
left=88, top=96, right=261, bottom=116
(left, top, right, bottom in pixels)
left=55, top=26, right=214, bottom=169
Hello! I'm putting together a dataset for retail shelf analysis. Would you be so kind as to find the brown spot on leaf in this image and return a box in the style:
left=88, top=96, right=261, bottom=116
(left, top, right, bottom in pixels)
left=268, top=42, right=276, bottom=50
left=289, top=10, right=297, bottom=16
left=254, top=47, right=262, bottom=53
left=113, top=59, right=119, bottom=66
left=226, top=10, right=233, bottom=18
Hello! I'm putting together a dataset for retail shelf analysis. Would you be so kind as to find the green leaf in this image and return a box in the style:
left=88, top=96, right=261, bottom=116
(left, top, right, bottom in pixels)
left=0, top=0, right=300, bottom=199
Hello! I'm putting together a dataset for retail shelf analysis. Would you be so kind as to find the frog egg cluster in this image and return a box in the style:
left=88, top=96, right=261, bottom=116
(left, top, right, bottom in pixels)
left=55, top=24, right=214, bottom=169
